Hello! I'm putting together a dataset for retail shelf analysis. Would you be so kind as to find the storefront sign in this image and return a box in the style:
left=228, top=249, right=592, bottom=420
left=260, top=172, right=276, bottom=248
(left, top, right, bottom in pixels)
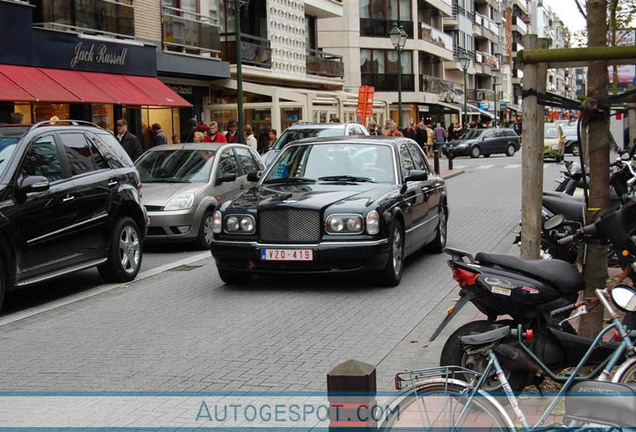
left=70, top=42, right=128, bottom=69
left=168, top=85, right=193, bottom=95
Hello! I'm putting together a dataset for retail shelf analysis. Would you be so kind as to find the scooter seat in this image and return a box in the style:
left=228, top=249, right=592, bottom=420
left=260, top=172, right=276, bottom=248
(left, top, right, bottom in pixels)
left=543, top=194, right=585, bottom=223
left=565, top=380, right=636, bottom=427
left=475, top=253, right=585, bottom=295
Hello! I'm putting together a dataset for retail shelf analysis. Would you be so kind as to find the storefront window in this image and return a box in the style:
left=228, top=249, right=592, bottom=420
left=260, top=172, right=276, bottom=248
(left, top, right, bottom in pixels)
left=14, top=104, right=32, bottom=124
left=33, top=104, right=70, bottom=123
left=141, top=107, right=178, bottom=150
left=280, top=107, right=302, bottom=131
left=244, top=108, right=272, bottom=137
left=92, top=104, right=114, bottom=131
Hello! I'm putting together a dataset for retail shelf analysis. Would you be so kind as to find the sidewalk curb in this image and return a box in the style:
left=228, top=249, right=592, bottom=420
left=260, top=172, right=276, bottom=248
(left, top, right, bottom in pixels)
left=441, top=168, right=465, bottom=180
left=0, top=252, right=212, bottom=328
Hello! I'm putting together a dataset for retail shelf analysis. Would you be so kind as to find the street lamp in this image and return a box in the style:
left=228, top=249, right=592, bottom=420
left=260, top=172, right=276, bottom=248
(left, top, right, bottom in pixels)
left=459, top=52, right=471, bottom=129
left=491, top=66, right=499, bottom=127
left=389, top=23, right=407, bottom=129
left=234, top=0, right=250, bottom=144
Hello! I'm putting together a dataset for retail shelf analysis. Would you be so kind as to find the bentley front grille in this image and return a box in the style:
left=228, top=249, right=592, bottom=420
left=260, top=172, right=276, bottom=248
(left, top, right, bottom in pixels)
left=259, top=209, right=321, bottom=243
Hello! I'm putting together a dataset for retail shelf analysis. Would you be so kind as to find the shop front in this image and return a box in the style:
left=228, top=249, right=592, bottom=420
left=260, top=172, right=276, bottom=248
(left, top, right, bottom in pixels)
left=0, top=1, right=191, bottom=150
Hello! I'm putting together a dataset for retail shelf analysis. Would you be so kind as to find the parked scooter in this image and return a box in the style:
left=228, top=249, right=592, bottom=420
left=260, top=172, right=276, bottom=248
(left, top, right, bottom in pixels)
left=432, top=199, right=636, bottom=392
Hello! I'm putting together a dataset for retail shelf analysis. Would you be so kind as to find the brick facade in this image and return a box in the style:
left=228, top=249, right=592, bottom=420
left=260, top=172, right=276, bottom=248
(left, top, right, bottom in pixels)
left=134, top=0, right=163, bottom=43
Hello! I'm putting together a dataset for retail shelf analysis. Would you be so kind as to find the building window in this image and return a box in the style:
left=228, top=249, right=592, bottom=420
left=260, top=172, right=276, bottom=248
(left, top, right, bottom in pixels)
left=360, top=49, right=414, bottom=92
left=359, top=0, right=413, bottom=38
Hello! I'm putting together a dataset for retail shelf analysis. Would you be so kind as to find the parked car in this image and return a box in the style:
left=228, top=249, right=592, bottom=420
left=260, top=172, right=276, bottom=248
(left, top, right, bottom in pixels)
left=136, top=143, right=264, bottom=249
left=0, top=120, right=148, bottom=310
left=544, top=123, right=566, bottom=161
left=561, top=125, right=580, bottom=156
left=211, top=136, right=448, bottom=287
left=262, top=122, right=369, bottom=166
left=444, top=128, right=520, bottom=158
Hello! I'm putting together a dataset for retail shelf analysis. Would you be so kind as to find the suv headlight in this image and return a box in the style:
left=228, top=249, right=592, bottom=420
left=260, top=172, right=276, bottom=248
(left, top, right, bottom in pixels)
left=366, top=211, right=380, bottom=235
left=164, top=193, right=194, bottom=210
left=325, top=214, right=364, bottom=235
left=224, top=214, right=256, bottom=234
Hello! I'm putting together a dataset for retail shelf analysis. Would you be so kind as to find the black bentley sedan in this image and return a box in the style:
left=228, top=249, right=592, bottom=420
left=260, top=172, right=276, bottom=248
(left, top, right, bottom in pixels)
left=211, top=136, right=448, bottom=286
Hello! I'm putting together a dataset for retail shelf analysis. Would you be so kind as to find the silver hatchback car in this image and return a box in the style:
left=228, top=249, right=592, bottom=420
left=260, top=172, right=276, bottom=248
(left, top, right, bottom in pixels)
left=136, top=143, right=264, bottom=249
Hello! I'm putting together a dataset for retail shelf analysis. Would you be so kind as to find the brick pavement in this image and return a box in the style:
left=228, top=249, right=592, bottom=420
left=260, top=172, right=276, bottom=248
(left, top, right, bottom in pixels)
left=0, top=155, right=560, bottom=395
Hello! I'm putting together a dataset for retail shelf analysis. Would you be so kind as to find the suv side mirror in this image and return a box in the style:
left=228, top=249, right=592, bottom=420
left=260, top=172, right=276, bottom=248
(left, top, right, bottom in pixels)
left=215, top=173, right=237, bottom=186
left=405, top=170, right=428, bottom=182
left=19, top=176, right=50, bottom=193
left=247, top=171, right=262, bottom=182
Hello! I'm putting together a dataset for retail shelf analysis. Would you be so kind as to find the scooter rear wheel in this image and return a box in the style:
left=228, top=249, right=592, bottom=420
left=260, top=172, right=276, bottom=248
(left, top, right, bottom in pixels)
left=440, top=320, right=529, bottom=392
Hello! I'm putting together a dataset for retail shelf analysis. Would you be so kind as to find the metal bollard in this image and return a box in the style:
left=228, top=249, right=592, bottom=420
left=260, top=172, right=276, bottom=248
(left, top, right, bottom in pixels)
left=433, top=150, right=440, bottom=175
left=327, top=359, right=377, bottom=431
left=448, top=152, right=453, bottom=170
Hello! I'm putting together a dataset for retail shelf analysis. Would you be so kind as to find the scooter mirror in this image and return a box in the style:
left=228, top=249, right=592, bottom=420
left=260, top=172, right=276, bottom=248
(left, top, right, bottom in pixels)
left=620, top=151, right=631, bottom=161
left=610, top=284, right=636, bottom=313
left=544, top=214, right=564, bottom=230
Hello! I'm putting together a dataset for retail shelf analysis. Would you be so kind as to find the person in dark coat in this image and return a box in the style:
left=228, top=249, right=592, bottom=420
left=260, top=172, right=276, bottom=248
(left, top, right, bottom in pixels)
left=115, top=119, right=143, bottom=161
left=414, top=123, right=427, bottom=150
left=150, top=123, right=168, bottom=147
left=226, top=119, right=239, bottom=143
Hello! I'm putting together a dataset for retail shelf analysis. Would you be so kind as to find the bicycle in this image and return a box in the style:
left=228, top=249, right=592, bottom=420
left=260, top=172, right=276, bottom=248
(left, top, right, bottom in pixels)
left=379, top=286, right=636, bottom=431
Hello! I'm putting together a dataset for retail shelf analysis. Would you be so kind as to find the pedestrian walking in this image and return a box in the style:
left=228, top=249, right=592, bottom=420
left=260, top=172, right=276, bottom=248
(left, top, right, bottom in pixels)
left=204, top=121, right=227, bottom=143
left=115, top=119, right=143, bottom=161
left=226, top=119, right=239, bottom=143
left=414, top=123, right=426, bottom=150
left=403, top=122, right=416, bottom=140
left=245, top=124, right=258, bottom=150
left=386, top=121, right=404, bottom=137
left=433, top=122, right=447, bottom=155
left=267, top=129, right=277, bottom=150
left=426, top=124, right=434, bottom=157
left=171, top=134, right=180, bottom=144
left=193, top=131, right=205, bottom=143
left=150, top=123, right=168, bottom=147
left=367, top=121, right=382, bottom=136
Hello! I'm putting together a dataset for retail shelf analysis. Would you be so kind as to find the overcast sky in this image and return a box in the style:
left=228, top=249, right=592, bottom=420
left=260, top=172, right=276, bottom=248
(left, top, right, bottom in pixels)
left=544, top=0, right=587, bottom=34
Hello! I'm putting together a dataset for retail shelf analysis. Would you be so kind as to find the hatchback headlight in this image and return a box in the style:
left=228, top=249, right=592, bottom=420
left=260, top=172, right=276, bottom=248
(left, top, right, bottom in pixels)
left=213, top=211, right=223, bottom=234
left=224, top=214, right=256, bottom=234
left=366, top=211, right=380, bottom=235
left=164, top=193, right=194, bottom=211
left=325, top=214, right=364, bottom=235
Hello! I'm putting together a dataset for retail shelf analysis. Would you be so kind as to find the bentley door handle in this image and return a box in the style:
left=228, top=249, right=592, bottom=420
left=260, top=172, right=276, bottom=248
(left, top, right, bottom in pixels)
left=61, top=195, right=75, bottom=202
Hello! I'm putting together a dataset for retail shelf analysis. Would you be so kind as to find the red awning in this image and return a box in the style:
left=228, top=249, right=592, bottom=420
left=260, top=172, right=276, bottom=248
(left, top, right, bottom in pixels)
left=0, top=65, right=81, bottom=103
left=0, top=72, right=35, bottom=102
left=41, top=68, right=118, bottom=105
left=0, top=65, right=191, bottom=107
left=124, top=75, right=191, bottom=107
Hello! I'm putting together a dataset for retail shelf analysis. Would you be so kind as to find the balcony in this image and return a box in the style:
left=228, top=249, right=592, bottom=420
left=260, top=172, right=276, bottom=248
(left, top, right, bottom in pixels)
left=467, top=88, right=495, bottom=103
left=163, top=6, right=220, bottom=56
left=512, top=41, right=524, bottom=53
left=420, top=74, right=454, bottom=93
left=221, top=33, right=272, bottom=68
left=306, top=48, right=344, bottom=78
left=360, top=19, right=414, bottom=39
left=36, top=0, right=134, bottom=38
left=475, top=51, right=498, bottom=69
left=361, top=73, right=415, bottom=92
left=512, top=16, right=528, bottom=35
left=474, top=13, right=499, bottom=37
left=420, top=22, right=453, bottom=51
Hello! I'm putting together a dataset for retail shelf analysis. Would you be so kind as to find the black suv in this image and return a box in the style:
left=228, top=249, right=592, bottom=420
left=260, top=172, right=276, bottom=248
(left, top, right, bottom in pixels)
left=0, top=121, right=147, bottom=310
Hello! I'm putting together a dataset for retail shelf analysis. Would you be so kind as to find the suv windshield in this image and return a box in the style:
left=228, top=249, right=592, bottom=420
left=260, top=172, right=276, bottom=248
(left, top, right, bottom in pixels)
left=273, top=127, right=344, bottom=151
left=0, top=126, right=28, bottom=180
left=136, top=149, right=216, bottom=183
left=264, top=143, right=395, bottom=184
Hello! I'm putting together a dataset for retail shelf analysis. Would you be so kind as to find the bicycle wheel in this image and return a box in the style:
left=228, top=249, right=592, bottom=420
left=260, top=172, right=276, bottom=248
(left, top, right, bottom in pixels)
left=612, top=357, right=636, bottom=384
left=378, top=378, right=514, bottom=432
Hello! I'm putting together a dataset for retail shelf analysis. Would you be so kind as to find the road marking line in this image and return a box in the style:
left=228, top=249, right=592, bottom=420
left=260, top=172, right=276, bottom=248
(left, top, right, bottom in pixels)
left=475, top=165, right=494, bottom=170
left=504, top=164, right=522, bottom=169
left=0, top=252, right=212, bottom=327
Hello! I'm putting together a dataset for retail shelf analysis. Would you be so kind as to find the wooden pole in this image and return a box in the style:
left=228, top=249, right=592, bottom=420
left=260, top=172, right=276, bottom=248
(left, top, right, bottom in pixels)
left=520, top=36, right=548, bottom=260
left=580, top=0, right=609, bottom=338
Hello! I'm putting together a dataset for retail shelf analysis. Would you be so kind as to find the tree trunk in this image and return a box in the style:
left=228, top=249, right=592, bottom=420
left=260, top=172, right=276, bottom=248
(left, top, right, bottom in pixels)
left=580, top=0, right=610, bottom=338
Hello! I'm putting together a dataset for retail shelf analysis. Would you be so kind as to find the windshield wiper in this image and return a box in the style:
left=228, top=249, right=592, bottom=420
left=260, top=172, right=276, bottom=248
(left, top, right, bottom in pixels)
left=263, top=177, right=316, bottom=184
left=318, top=175, right=375, bottom=183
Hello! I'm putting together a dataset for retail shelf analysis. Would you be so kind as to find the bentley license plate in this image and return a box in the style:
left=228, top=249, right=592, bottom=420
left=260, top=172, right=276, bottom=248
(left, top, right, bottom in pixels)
left=260, top=249, right=313, bottom=261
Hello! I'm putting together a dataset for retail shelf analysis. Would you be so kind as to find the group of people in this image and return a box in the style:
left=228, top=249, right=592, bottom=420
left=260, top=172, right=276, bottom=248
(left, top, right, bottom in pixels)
left=366, top=119, right=453, bottom=157
left=180, top=119, right=278, bottom=154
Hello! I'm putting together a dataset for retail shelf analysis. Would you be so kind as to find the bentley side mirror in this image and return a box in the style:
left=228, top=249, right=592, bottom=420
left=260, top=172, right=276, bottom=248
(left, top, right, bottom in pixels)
left=405, top=170, right=428, bottom=182
left=19, top=175, right=50, bottom=193
left=215, top=173, right=237, bottom=185
left=610, top=284, right=636, bottom=313
left=247, top=171, right=262, bottom=182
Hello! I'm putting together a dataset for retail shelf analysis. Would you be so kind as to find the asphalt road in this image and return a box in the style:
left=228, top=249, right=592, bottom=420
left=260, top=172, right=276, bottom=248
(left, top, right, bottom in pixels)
left=0, top=151, right=574, bottom=392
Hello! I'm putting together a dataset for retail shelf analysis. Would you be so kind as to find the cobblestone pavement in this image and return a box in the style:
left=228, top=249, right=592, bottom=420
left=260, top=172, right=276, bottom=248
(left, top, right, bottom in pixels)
left=0, top=152, right=569, bottom=393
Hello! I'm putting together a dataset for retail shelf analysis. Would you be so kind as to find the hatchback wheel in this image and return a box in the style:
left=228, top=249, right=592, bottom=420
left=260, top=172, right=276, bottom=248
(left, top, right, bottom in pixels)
left=470, top=146, right=481, bottom=158
left=195, top=210, right=215, bottom=250
left=506, top=144, right=515, bottom=157
left=98, top=217, right=142, bottom=282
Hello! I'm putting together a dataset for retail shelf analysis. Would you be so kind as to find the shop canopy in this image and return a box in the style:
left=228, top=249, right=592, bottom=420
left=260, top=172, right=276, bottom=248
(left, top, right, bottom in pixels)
left=0, top=65, right=191, bottom=107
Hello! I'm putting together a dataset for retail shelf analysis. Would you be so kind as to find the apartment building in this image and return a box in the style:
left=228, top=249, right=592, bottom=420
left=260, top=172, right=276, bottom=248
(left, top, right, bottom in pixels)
left=0, top=0, right=231, bottom=148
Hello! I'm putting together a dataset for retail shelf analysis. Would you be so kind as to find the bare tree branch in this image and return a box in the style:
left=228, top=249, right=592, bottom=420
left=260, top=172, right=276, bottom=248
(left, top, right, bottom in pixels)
left=575, top=0, right=588, bottom=19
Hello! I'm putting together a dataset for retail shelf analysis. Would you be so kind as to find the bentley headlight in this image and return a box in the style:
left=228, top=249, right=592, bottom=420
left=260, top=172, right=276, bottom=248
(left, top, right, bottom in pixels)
left=366, top=211, right=380, bottom=235
left=164, top=193, right=194, bottom=211
left=213, top=211, right=223, bottom=234
left=224, top=214, right=256, bottom=234
left=325, top=214, right=363, bottom=235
